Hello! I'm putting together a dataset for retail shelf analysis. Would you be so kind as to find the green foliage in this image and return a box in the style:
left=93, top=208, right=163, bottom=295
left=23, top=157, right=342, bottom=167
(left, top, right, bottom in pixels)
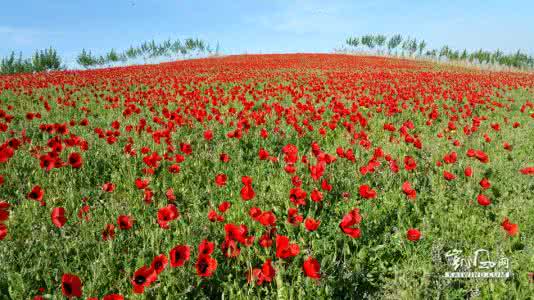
left=32, top=48, right=62, bottom=72
left=1, top=48, right=62, bottom=75
left=374, top=35, right=387, bottom=49
left=417, top=40, right=427, bottom=56
left=344, top=33, right=534, bottom=69
left=346, top=37, right=360, bottom=48
left=361, top=35, right=376, bottom=49
left=75, top=37, right=212, bottom=69
left=76, top=49, right=97, bottom=68
left=387, top=34, right=403, bottom=53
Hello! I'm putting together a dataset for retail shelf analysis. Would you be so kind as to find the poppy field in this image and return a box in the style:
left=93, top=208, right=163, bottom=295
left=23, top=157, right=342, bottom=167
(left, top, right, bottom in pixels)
left=0, top=54, right=533, bottom=299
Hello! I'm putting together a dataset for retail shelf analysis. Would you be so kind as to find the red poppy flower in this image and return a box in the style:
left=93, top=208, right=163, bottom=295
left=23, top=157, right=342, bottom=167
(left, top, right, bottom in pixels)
left=249, top=207, right=262, bottom=220
left=117, top=215, right=134, bottom=230
left=464, top=166, right=473, bottom=177
left=203, top=130, right=213, bottom=141
left=143, top=152, right=162, bottom=168
left=0, top=201, right=10, bottom=222
left=501, top=218, right=519, bottom=236
left=165, top=188, right=176, bottom=201
left=240, top=176, right=255, bottom=201
left=401, top=181, right=416, bottom=199
left=61, top=273, right=82, bottom=298
left=406, top=228, right=421, bottom=241
left=0, top=223, right=7, bottom=240
left=260, top=128, right=269, bottom=139
left=103, top=294, right=124, bottom=300
left=134, top=178, right=149, bottom=189
left=198, top=239, right=215, bottom=255
left=215, top=174, right=227, bottom=186
left=131, top=266, right=157, bottom=294
left=443, top=171, right=456, bottom=181
left=259, top=230, right=275, bottom=248
left=477, top=194, right=491, bottom=206
left=284, top=164, right=296, bottom=174
left=180, top=143, right=192, bottom=155
left=102, top=182, right=115, bottom=192
left=359, top=184, right=377, bottom=199
left=221, top=239, right=241, bottom=258
left=443, top=151, right=457, bottom=164
left=151, top=254, right=168, bottom=275
left=479, top=178, right=491, bottom=189
left=195, top=254, right=217, bottom=277
left=275, top=235, right=300, bottom=259
left=321, top=179, right=332, bottom=192
left=310, top=189, right=323, bottom=202
left=247, top=259, right=275, bottom=285
left=0, top=146, right=14, bottom=163
left=258, top=148, right=270, bottom=160
left=282, top=144, right=298, bottom=164
left=175, top=154, right=185, bottom=163
left=77, top=205, right=90, bottom=221
left=404, top=156, right=417, bottom=171
left=157, top=204, right=179, bottom=228
left=474, top=150, right=489, bottom=163
left=51, top=207, right=67, bottom=228
left=220, top=153, right=230, bottom=163
left=208, top=209, right=224, bottom=222
left=142, top=188, right=153, bottom=204
left=168, top=164, right=181, bottom=174
left=169, top=245, right=190, bottom=267
left=309, top=162, right=325, bottom=181
left=218, top=201, right=231, bottom=213
left=27, top=185, right=45, bottom=205
left=339, top=208, right=362, bottom=238
left=289, top=187, right=307, bottom=205
left=287, top=208, right=303, bottom=226
left=388, top=159, right=399, bottom=173
left=304, top=218, right=320, bottom=231
left=303, top=257, right=321, bottom=279
left=102, top=223, right=115, bottom=241
left=39, top=154, right=59, bottom=172
left=258, top=211, right=277, bottom=227
left=224, top=223, right=253, bottom=246
left=291, top=176, right=302, bottom=187
left=260, top=259, right=275, bottom=281
left=68, top=152, right=83, bottom=168
left=519, top=167, right=534, bottom=175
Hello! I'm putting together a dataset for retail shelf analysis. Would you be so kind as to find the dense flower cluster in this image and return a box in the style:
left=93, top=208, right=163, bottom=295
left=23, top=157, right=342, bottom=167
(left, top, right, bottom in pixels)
left=0, top=54, right=532, bottom=298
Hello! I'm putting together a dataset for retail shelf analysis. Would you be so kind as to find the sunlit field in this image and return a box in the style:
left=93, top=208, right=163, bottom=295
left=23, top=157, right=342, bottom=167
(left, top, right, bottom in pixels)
left=0, top=54, right=533, bottom=299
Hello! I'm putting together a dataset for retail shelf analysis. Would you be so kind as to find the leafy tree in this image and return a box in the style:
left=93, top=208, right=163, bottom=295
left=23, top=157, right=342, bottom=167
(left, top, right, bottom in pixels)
left=106, top=49, right=120, bottom=63
left=387, top=34, right=402, bottom=54
left=374, top=35, right=387, bottom=53
left=361, top=35, right=376, bottom=49
left=460, top=49, right=468, bottom=60
left=76, top=49, right=97, bottom=68
left=417, top=40, right=427, bottom=56
left=32, top=48, right=62, bottom=72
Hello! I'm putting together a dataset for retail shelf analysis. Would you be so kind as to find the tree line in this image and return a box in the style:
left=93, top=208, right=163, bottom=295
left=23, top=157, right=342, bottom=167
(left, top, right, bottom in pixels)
left=76, top=38, right=217, bottom=68
left=345, top=34, right=534, bottom=70
left=1, top=37, right=217, bottom=75
left=0, top=48, right=62, bottom=75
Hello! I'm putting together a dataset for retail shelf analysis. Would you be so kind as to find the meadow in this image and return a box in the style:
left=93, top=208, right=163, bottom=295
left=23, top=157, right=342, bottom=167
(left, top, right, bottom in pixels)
left=0, top=54, right=533, bottom=299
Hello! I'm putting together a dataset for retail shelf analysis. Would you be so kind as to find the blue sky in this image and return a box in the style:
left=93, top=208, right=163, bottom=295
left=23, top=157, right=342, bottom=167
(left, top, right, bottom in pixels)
left=1, top=0, right=533, bottom=66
